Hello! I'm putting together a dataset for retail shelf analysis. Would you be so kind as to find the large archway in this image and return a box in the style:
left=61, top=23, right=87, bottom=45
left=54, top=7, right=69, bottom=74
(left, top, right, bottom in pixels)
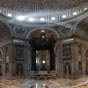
left=0, top=20, right=11, bottom=76
left=29, top=29, right=59, bottom=75
left=75, top=16, right=88, bottom=39
left=75, top=16, right=88, bottom=76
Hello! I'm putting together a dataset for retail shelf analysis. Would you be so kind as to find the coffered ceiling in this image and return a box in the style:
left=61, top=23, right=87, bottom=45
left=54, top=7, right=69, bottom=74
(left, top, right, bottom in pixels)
left=0, top=0, right=87, bottom=27
left=0, top=0, right=87, bottom=12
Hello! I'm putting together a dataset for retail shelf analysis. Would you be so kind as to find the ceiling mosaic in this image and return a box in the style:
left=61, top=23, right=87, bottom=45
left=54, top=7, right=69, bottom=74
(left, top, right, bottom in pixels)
left=0, top=0, right=87, bottom=12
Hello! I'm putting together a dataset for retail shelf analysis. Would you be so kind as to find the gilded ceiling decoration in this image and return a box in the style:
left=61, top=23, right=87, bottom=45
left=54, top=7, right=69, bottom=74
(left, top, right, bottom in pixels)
left=0, top=0, right=87, bottom=12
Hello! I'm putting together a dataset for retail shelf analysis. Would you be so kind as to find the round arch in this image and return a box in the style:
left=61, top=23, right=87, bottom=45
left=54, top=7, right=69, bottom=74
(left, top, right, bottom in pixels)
left=73, top=16, right=88, bottom=38
left=28, top=28, right=59, bottom=72
left=73, top=16, right=88, bottom=34
left=27, top=28, right=59, bottom=39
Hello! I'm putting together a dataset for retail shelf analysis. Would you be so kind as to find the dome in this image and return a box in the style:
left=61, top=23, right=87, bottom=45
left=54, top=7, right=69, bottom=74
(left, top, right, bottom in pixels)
left=0, top=0, right=88, bottom=24
left=0, top=0, right=87, bottom=12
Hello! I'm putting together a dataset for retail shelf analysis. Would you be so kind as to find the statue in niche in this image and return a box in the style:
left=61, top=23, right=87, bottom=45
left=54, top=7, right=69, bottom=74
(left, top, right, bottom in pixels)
left=78, top=61, right=82, bottom=70
left=78, top=44, right=82, bottom=55
left=63, top=44, right=71, bottom=58
left=5, top=47, right=8, bottom=56
left=16, top=64, right=23, bottom=75
left=64, top=63, right=71, bottom=75
left=5, top=63, right=9, bottom=74
left=16, top=45, right=24, bottom=59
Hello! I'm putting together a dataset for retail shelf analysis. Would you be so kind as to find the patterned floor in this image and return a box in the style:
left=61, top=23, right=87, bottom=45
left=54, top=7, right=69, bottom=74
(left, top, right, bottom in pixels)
left=1, top=76, right=88, bottom=88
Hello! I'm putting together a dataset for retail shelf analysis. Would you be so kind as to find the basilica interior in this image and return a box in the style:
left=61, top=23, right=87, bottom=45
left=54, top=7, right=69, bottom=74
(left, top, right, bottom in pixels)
left=0, top=0, right=88, bottom=88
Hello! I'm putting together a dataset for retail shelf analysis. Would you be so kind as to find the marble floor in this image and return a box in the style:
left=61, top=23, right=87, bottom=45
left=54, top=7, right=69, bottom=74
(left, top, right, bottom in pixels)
left=0, top=76, right=88, bottom=88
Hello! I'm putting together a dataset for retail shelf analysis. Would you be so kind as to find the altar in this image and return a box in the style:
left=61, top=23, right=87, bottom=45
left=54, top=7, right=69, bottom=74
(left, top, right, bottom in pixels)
left=30, top=70, right=56, bottom=80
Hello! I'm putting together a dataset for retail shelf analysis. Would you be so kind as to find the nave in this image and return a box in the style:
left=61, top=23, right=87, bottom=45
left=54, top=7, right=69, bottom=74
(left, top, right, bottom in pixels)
left=1, top=76, right=88, bottom=88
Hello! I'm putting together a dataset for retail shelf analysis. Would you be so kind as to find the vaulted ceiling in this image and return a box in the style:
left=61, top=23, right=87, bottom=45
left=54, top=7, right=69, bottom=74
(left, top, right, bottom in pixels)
left=75, top=16, right=88, bottom=39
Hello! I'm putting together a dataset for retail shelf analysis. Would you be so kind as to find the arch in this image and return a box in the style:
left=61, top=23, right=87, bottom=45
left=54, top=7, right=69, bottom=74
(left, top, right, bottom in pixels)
left=0, top=20, right=11, bottom=40
left=28, top=28, right=58, bottom=72
left=74, top=16, right=88, bottom=34
left=74, top=16, right=88, bottom=39
left=27, top=28, right=59, bottom=39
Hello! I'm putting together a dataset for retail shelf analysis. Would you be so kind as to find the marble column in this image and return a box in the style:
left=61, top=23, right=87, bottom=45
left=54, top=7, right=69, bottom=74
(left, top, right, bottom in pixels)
left=55, top=40, right=63, bottom=77
left=24, top=45, right=31, bottom=76
left=71, top=42, right=79, bottom=78
left=6, top=44, right=13, bottom=78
